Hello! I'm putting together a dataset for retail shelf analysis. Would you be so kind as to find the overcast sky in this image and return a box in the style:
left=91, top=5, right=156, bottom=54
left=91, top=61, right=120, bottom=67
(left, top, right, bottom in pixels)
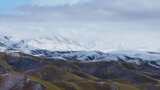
left=0, top=0, right=160, bottom=51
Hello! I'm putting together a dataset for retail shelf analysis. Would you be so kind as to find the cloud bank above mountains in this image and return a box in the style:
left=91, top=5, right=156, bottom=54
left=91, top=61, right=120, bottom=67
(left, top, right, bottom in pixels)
left=1, top=0, right=160, bottom=21
left=32, top=0, right=91, bottom=6
left=0, top=0, right=160, bottom=51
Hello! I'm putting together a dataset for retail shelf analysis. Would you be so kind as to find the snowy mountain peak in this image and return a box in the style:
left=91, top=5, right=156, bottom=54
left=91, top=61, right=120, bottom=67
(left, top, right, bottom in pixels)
left=0, top=34, right=87, bottom=52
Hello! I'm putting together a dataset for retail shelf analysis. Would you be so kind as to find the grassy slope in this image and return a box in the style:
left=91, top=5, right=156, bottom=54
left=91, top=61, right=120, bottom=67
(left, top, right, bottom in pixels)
left=115, top=82, right=140, bottom=90
left=0, top=52, right=160, bottom=90
left=30, top=76, right=62, bottom=90
left=0, top=53, right=13, bottom=71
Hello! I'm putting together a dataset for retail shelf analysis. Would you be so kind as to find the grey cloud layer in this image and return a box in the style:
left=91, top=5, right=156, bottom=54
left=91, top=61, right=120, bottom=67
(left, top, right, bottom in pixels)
left=1, top=0, right=159, bottom=22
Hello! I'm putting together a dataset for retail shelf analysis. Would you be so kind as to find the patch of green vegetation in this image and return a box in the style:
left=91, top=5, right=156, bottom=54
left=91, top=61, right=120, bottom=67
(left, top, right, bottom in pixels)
left=31, top=65, right=84, bottom=82
left=115, top=82, right=140, bottom=90
left=30, top=76, right=62, bottom=90
left=121, top=62, right=136, bottom=70
left=137, top=83, right=160, bottom=90
left=0, top=54, right=13, bottom=72
left=72, top=71, right=99, bottom=81
left=136, top=72, right=159, bottom=84
left=73, top=80, right=111, bottom=90
left=54, top=81, right=82, bottom=90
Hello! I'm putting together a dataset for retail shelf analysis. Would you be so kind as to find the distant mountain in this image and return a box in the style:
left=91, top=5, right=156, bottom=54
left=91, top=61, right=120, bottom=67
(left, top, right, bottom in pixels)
left=1, top=34, right=160, bottom=67
left=0, top=34, right=87, bottom=52
left=30, top=50, right=160, bottom=69
left=1, top=34, right=160, bottom=90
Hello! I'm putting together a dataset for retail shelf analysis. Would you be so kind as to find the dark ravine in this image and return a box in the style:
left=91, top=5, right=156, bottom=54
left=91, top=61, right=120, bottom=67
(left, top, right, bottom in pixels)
left=0, top=51, right=160, bottom=90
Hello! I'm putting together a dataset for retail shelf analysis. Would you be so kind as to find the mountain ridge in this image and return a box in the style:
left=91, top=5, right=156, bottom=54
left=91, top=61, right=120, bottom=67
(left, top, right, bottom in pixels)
left=1, top=34, right=160, bottom=64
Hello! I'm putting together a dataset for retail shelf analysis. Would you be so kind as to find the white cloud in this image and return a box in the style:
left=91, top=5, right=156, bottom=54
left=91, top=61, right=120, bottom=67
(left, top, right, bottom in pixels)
left=31, top=0, right=91, bottom=6
left=10, top=0, right=160, bottom=22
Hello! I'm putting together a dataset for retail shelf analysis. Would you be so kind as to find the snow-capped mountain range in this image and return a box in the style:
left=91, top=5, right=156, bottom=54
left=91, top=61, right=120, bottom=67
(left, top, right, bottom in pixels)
left=0, top=34, right=87, bottom=52
left=1, top=34, right=160, bottom=67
